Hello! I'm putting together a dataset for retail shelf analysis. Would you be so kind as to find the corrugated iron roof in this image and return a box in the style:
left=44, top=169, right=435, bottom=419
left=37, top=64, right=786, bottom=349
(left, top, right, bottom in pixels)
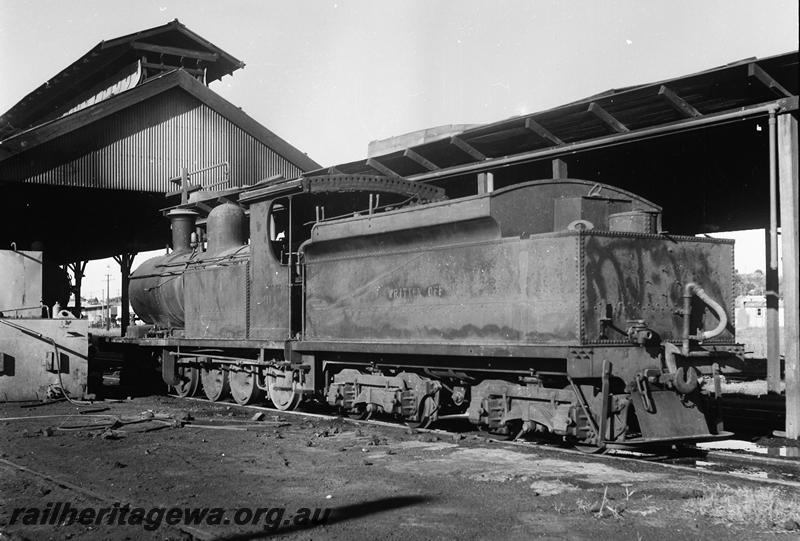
left=0, top=69, right=320, bottom=173
left=0, top=19, right=244, bottom=140
left=309, top=51, right=798, bottom=182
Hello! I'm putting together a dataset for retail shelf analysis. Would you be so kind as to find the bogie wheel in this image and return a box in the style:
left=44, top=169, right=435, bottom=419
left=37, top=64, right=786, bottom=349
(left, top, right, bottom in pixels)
left=340, top=406, right=369, bottom=420
left=229, top=368, right=264, bottom=405
left=406, top=396, right=437, bottom=429
left=572, top=441, right=609, bottom=454
left=478, top=420, right=523, bottom=441
left=173, top=365, right=202, bottom=397
left=201, top=363, right=230, bottom=402
left=268, top=366, right=302, bottom=411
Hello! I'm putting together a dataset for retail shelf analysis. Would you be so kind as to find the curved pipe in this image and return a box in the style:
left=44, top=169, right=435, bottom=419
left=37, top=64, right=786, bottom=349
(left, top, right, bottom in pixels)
left=682, top=282, right=729, bottom=355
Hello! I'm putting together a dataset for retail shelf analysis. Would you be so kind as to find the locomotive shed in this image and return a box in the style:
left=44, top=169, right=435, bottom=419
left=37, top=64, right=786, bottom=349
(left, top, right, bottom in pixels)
left=0, top=20, right=320, bottom=332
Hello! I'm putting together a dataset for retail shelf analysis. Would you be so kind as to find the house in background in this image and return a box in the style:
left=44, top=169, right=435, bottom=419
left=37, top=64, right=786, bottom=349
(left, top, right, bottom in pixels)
left=736, top=295, right=785, bottom=329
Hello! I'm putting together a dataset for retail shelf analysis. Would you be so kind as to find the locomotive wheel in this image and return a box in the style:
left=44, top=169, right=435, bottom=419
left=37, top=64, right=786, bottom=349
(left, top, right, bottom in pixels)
left=478, top=420, right=523, bottom=441
left=406, top=396, right=437, bottom=429
left=573, top=442, right=609, bottom=455
left=201, top=365, right=230, bottom=402
left=173, top=365, right=201, bottom=398
left=229, top=368, right=264, bottom=405
left=340, top=406, right=369, bottom=420
left=268, top=367, right=301, bottom=411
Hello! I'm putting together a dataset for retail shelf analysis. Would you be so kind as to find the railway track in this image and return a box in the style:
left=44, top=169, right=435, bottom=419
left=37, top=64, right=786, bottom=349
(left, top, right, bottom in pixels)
left=171, top=395, right=800, bottom=489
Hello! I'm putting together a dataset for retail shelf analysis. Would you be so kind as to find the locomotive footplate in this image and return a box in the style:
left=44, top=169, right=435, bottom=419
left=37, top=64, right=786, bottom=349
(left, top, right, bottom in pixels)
left=326, top=369, right=441, bottom=423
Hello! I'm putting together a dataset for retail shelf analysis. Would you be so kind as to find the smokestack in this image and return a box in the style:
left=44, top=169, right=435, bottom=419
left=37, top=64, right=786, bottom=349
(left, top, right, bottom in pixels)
left=167, top=209, right=199, bottom=252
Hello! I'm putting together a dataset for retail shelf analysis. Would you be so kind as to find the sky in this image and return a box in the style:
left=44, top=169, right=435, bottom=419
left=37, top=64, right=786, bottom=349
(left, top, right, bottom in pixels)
left=1, top=0, right=797, bottom=298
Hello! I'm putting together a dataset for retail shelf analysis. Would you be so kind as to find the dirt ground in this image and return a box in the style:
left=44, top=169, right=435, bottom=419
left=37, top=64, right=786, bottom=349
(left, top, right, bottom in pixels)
left=2, top=396, right=800, bottom=541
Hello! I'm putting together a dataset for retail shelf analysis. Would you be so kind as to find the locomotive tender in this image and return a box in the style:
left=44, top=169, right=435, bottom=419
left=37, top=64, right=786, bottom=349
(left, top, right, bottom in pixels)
left=127, top=174, right=742, bottom=450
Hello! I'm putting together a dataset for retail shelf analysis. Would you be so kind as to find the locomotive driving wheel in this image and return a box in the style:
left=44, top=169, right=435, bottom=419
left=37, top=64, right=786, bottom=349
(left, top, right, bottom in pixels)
left=268, top=366, right=302, bottom=411
left=200, top=362, right=230, bottom=402
left=229, top=367, right=264, bottom=405
left=173, top=365, right=201, bottom=398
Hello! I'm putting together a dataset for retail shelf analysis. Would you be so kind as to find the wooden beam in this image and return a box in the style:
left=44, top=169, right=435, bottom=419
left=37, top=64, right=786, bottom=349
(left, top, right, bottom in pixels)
left=524, top=118, right=564, bottom=146
left=552, top=158, right=568, bottom=179
left=749, top=63, right=792, bottom=98
left=588, top=102, right=629, bottom=133
left=366, top=158, right=400, bottom=178
left=658, top=85, right=701, bottom=118
left=403, top=149, right=440, bottom=171
left=450, top=136, right=487, bottom=161
left=142, top=62, right=205, bottom=76
left=165, top=185, right=202, bottom=198
left=779, top=112, right=800, bottom=438
left=132, top=42, right=219, bottom=63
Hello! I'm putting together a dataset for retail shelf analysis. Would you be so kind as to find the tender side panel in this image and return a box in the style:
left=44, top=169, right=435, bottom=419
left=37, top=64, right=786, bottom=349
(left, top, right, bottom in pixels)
left=185, top=264, right=248, bottom=339
left=304, top=234, right=580, bottom=345
left=581, top=234, right=735, bottom=343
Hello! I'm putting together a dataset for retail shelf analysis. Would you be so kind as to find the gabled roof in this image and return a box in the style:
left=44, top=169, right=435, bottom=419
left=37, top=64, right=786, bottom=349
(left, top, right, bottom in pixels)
left=309, top=51, right=798, bottom=182
left=0, top=69, right=320, bottom=172
left=0, top=19, right=244, bottom=140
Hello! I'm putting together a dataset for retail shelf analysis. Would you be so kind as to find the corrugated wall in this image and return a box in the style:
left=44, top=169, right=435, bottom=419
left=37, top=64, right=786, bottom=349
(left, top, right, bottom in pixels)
left=1, top=88, right=305, bottom=192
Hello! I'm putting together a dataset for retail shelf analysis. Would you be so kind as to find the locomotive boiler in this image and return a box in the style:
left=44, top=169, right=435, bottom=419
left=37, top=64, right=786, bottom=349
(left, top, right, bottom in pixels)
left=127, top=174, right=742, bottom=450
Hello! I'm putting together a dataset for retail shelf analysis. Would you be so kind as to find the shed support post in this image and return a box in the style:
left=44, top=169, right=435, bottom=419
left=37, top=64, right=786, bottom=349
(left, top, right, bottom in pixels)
left=552, top=158, right=568, bottom=179
left=766, top=229, right=781, bottom=393
left=67, top=261, right=87, bottom=319
left=477, top=172, right=494, bottom=194
left=114, top=253, right=136, bottom=337
left=779, top=112, right=800, bottom=439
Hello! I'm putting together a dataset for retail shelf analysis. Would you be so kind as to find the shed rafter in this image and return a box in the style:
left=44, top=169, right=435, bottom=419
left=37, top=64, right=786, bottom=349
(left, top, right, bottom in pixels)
left=450, top=136, right=487, bottom=161
left=748, top=63, right=793, bottom=98
left=366, top=157, right=401, bottom=178
left=658, top=85, right=702, bottom=118
left=403, top=148, right=440, bottom=171
left=588, top=102, right=629, bottom=133
left=524, top=118, right=564, bottom=146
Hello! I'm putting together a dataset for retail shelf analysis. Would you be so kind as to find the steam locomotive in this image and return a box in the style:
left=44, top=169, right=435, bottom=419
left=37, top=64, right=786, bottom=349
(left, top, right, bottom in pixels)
left=125, top=174, right=742, bottom=450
